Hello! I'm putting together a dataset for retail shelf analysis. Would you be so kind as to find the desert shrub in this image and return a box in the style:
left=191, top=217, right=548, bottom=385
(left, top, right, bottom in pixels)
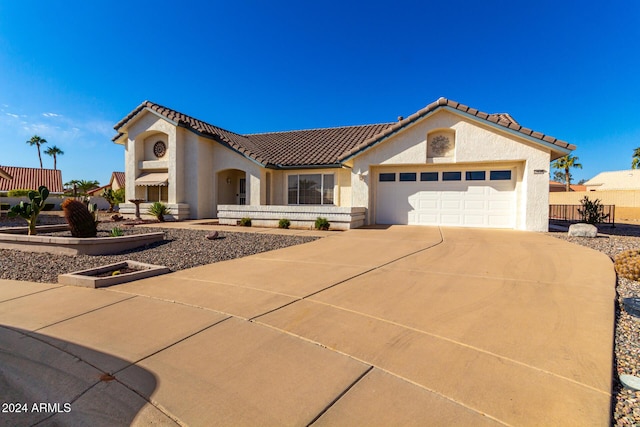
left=614, top=249, right=640, bottom=281
left=278, top=218, right=290, bottom=229
left=147, top=202, right=172, bottom=222
left=577, top=196, right=609, bottom=224
left=7, top=189, right=31, bottom=197
left=315, top=217, right=330, bottom=230
left=239, top=217, right=252, bottom=227
left=61, top=198, right=97, bottom=238
left=109, top=226, right=124, bottom=237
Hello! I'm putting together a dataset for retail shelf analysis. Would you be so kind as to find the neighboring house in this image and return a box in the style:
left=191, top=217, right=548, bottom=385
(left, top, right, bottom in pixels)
left=87, top=171, right=126, bottom=196
left=584, top=170, right=640, bottom=191
left=549, top=180, right=586, bottom=192
left=0, top=166, right=63, bottom=194
left=0, top=167, right=12, bottom=181
left=113, top=98, right=573, bottom=231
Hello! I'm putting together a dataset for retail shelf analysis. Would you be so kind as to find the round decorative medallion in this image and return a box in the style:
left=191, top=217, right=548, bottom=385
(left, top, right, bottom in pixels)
left=431, top=135, right=451, bottom=156
left=153, top=141, right=167, bottom=158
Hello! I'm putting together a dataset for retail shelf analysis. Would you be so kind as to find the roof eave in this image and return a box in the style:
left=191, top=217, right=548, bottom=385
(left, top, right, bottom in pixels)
left=272, top=163, right=344, bottom=170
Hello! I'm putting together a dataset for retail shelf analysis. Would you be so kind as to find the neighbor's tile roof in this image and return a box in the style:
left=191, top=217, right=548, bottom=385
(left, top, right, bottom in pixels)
left=114, top=98, right=573, bottom=168
left=0, top=166, right=64, bottom=193
left=0, top=167, right=12, bottom=180
left=112, top=172, right=125, bottom=188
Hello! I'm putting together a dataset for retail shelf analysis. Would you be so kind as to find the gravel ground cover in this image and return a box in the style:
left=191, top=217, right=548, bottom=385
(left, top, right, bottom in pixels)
left=0, top=216, right=318, bottom=283
left=549, top=222, right=640, bottom=426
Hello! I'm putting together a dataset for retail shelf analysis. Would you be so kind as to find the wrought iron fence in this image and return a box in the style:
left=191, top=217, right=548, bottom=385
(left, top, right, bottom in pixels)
left=549, top=204, right=616, bottom=226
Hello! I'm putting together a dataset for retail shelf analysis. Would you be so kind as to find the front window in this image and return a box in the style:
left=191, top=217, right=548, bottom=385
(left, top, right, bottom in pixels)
left=288, top=174, right=334, bottom=205
left=147, top=185, right=168, bottom=202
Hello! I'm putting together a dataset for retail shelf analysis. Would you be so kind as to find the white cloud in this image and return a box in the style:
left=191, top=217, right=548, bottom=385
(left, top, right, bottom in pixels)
left=42, top=112, right=62, bottom=118
left=6, top=113, right=19, bottom=118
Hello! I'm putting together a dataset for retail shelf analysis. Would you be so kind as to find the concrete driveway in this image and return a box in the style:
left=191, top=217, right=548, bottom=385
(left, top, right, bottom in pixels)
left=0, top=226, right=615, bottom=426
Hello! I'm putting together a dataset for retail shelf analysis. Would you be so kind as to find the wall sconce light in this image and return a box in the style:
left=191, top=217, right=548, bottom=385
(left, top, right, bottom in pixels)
left=358, top=172, right=365, bottom=181
left=226, top=177, right=231, bottom=184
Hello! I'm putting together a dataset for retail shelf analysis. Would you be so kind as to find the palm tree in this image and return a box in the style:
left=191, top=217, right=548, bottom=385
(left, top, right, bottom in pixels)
left=632, top=147, right=640, bottom=169
left=26, top=135, right=48, bottom=168
left=76, top=179, right=100, bottom=195
left=44, top=145, right=64, bottom=170
left=551, top=154, right=582, bottom=192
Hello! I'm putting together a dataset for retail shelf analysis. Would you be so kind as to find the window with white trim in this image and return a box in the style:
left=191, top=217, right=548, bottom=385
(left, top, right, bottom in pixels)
left=288, top=174, right=334, bottom=205
left=147, top=185, right=168, bottom=202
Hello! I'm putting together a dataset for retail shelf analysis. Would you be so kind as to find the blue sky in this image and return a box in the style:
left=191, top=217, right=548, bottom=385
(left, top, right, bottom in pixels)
left=0, top=1, right=638, bottom=185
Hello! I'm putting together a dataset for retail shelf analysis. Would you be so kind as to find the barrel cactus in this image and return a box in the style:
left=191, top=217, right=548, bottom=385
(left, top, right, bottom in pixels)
left=8, top=186, right=49, bottom=235
left=614, top=249, right=640, bottom=281
left=61, top=198, right=97, bottom=238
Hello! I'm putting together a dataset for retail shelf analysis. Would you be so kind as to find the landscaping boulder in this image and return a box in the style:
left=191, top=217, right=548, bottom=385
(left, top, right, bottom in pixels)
left=568, top=223, right=598, bottom=238
left=206, top=231, right=219, bottom=240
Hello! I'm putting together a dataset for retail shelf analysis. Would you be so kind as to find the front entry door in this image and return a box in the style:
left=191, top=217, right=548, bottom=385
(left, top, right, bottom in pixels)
left=238, top=178, right=246, bottom=205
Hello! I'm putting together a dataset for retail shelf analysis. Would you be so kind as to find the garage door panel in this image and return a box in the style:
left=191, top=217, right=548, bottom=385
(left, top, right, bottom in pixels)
left=464, top=200, right=486, bottom=210
left=376, top=168, right=515, bottom=228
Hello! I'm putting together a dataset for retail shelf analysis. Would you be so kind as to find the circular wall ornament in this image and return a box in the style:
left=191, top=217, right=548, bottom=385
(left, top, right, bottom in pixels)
left=153, top=141, right=167, bottom=158
left=431, top=135, right=451, bottom=156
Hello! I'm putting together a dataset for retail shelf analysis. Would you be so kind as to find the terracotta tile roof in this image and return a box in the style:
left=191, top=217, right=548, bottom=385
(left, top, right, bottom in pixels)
left=112, top=172, right=125, bottom=188
left=0, top=167, right=12, bottom=180
left=246, top=124, right=393, bottom=166
left=114, top=98, right=573, bottom=168
left=114, top=101, right=274, bottom=164
left=549, top=180, right=586, bottom=192
left=338, top=98, right=574, bottom=162
left=0, top=166, right=64, bottom=193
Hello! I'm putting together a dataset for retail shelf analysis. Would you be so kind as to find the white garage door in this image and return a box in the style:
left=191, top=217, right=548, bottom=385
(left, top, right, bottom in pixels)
left=376, top=169, right=516, bottom=228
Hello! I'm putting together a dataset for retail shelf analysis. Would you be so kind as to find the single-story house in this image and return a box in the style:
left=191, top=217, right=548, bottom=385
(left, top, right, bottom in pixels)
left=0, top=167, right=12, bottom=181
left=549, top=180, right=586, bottom=192
left=0, top=166, right=64, bottom=194
left=584, top=170, right=640, bottom=191
left=87, top=171, right=126, bottom=196
left=113, top=98, right=573, bottom=231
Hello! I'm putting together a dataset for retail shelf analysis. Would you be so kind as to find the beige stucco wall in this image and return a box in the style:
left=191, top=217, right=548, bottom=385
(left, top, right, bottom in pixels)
left=124, top=113, right=176, bottom=203
left=350, top=109, right=553, bottom=231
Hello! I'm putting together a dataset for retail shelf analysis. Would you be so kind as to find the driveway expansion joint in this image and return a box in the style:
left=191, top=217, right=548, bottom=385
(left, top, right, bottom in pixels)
left=306, top=365, right=374, bottom=426
left=32, top=294, right=138, bottom=333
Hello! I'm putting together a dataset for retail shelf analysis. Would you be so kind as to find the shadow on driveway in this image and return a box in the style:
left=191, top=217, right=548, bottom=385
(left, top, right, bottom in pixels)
left=0, top=325, right=169, bottom=426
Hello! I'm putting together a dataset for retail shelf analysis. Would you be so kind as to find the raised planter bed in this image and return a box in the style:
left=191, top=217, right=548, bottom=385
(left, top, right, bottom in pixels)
left=0, top=231, right=165, bottom=255
left=58, top=260, right=170, bottom=288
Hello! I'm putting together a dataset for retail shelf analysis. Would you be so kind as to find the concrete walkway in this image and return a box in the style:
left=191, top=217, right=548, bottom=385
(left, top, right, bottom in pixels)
left=0, top=226, right=616, bottom=426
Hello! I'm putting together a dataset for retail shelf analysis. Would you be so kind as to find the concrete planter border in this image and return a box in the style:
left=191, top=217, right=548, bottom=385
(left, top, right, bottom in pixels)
left=0, top=231, right=165, bottom=255
left=58, top=260, right=170, bottom=288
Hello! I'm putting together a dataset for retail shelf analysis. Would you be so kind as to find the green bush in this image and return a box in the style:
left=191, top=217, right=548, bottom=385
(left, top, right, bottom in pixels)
left=278, top=218, right=291, bottom=229
left=147, top=202, right=172, bottom=222
left=239, top=217, right=252, bottom=227
left=315, top=217, right=330, bottom=230
left=7, top=189, right=31, bottom=197
left=109, top=226, right=124, bottom=237
left=577, top=196, right=609, bottom=224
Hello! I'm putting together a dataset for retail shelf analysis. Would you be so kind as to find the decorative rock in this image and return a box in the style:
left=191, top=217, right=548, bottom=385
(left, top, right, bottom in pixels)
left=620, top=374, right=640, bottom=391
left=206, top=231, right=219, bottom=240
left=623, top=297, right=640, bottom=318
left=568, top=223, right=598, bottom=238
